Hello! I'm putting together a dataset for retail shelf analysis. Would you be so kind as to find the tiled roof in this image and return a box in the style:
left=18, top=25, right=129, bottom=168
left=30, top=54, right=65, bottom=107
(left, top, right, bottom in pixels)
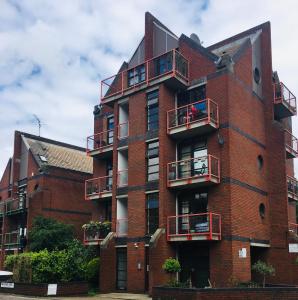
left=24, top=136, right=92, bottom=174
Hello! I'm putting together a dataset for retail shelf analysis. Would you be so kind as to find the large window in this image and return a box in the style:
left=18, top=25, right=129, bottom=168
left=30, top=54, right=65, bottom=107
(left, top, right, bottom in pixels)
left=147, top=141, right=159, bottom=181
left=128, top=64, right=145, bottom=87
left=177, top=85, right=206, bottom=107
left=146, top=193, right=159, bottom=235
left=154, top=52, right=173, bottom=76
left=107, top=116, right=114, bottom=145
left=147, top=91, right=159, bottom=130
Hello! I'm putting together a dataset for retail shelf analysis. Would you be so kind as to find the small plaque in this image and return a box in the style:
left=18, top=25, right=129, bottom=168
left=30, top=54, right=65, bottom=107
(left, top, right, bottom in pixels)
left=239, top=248, right=247, bottom=258
left=1, top=282, right=14, bottom=288
left=289, top=243, right=298, bottom=253
left=47, top=284, right=57, bottom=295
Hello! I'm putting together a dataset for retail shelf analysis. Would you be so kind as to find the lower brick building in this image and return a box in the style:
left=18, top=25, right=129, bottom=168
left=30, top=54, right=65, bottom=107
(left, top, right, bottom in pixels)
left=84, top=12, right=298, bottom=294
left=0, top=131, right=94, bottom=265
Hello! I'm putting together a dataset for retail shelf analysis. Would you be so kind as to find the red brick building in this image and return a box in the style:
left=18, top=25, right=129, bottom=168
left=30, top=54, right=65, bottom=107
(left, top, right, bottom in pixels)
left=85, top=12, right=298, bottom=293
left=0, top=131, right=93, bottom=264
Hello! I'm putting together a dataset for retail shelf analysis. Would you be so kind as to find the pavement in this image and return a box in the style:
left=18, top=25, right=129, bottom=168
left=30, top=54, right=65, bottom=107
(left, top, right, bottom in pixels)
left=0, top=293, right=152, bottom=300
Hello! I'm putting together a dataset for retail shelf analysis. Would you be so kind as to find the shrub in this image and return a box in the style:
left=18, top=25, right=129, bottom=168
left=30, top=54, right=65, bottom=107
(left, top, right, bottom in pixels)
left=162, top=257, right=181, bottom=274
left=86, top=258, right=100, bottom=286
left=29, top=216, right=74, bottom=251
left=252, top=260, right=275, bottom=287
left=4, top=254, right=17, bottom=272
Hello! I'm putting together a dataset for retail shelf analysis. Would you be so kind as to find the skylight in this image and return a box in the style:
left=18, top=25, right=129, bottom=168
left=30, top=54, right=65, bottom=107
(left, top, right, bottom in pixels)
left=39, top=155, right=47, bottom=162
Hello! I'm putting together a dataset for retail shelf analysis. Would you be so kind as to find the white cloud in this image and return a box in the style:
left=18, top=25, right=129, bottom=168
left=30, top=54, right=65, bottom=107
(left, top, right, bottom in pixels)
left=1, top=0, right=298, bottom=176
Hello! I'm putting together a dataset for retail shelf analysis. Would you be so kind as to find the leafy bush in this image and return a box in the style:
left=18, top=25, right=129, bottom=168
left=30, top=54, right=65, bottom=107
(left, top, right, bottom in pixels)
left=252, top=260, right=275, bottom=287
left=29, top=216, right=74, bottom=251
left=162, top=257, right=181, bottom=274
left=4, top=239, right=97, bottom=284
left=86, top=258, right=100, bottom=286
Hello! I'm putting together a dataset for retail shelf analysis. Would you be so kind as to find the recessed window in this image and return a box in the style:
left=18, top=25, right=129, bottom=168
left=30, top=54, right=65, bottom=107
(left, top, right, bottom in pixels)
left=259, top=203, right=265, bottom=219
left=147, top=90, right=159, bottom=131
left=128, top=64, right=145, bottom=87
left=254, top=67, right=261, bottom=84
left=146, top=193, right=159, bottom=235
left=257, top=155, right=264, bottom=170
left=146, top=141, right=159, bottom=181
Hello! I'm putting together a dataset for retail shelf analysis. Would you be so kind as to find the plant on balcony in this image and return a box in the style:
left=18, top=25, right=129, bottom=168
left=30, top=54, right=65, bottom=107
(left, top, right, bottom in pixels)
left=162, top=257, right=181, bottom=287
left=82, top=221, right=111, bottom=240
left=252, top=260, right=275, bottom=287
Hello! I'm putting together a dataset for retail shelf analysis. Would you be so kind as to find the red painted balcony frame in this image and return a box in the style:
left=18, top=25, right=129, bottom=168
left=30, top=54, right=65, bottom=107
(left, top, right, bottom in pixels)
left=86, top=129, right=113, bottom=157
left=100, top=49, right=189, bottom=102
left=5, top=198, right=26, bottom=215
left=167, top=98, right=219, bottom=138
left=167, top=154, right=220, bottom=188
left=118, top=121, right=129, bottom=140
left=167, top=212, right=221, bottom=242
left=287, top=176, right=298, bottom=201
left=274, top=82, right=297, bottom=118
left=83, top=227, right=109, bottom=246
left=116, top=218, right=128, bottom=237
left=117, top=169, right=128, bottom=188
left=85, top=175, right=112, bottom=201
left=285, top=130, right=298, bottom=159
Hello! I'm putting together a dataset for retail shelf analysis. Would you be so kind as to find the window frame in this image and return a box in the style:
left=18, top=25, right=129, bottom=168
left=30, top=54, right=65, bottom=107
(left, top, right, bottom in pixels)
left=146, top=141, right=159, bottom=182
left=146, top=193, right=159, bottom=235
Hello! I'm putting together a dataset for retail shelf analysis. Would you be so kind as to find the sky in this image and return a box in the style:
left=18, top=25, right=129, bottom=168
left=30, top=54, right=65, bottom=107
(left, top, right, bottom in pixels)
left=1, top=0, right=298, bottom=175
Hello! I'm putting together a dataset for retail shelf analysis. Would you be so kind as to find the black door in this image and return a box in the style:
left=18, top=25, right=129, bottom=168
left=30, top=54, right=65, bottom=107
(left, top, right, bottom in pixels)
left=145, top=247, right=149, bottom=292
left=116, top=248, right=127, bottom=290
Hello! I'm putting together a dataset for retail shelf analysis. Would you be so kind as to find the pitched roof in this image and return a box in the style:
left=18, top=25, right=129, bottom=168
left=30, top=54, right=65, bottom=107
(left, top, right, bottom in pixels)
left=19, top=132, right=92, bottom=174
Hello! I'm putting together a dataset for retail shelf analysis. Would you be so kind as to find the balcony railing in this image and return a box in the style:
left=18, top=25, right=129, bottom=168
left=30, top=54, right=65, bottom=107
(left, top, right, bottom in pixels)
left=83, top=227, right=110, bottom=245
left=101, top=49, right=189, bottom=101
left=274, top=82, right=297, bottom=118
left=285, top=130, right=298, bottom=158
left=85, top=175, right=113, bottom=200
left=287, top=176, right=298, bottom=201
left=0, top=202, right=5, bottom=217
left=167, top=212, right=221, bottom=242
left=117, top=169, right=128, bottom=188
left=4, top=231, right=20, bottom=249
left=116, top=218, right=128, bottom=236
left=167, top=99, right=219, bottom=137
left=118, top=121, right=129, bottom=139
left=168, top=155, right=220, bottom=188
left=86, top=129, right=113, bottom=156
left=5, top=198, right=26, bottom=215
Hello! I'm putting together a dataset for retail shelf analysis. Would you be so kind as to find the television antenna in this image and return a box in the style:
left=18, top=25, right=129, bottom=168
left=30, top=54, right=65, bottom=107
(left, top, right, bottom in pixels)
left=32, top=114, right=43, bottom=136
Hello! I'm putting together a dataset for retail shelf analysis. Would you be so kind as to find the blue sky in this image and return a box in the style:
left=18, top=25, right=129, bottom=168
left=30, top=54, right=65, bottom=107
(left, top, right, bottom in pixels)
left=1, top=0, right=298, bottom=175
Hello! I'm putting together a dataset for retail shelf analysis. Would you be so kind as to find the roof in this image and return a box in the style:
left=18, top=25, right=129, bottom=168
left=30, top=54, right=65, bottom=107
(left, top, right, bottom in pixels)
left=19, top=132, right=92, bottom=174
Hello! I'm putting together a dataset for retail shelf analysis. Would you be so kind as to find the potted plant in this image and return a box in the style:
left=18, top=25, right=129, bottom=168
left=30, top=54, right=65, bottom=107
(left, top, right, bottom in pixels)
left=82, top=221, right=101, bottom=240
left=252, top=260, right=275, bottom=287
left=162, top=257, right=181, bottom=286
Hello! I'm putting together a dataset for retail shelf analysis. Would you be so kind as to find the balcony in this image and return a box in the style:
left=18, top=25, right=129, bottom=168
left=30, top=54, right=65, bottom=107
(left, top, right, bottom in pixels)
left=287, top=176, right=298, bottom=201
left=86, top=129, right=113, bottom=157
left=116, top=218, right=128, bottom=237
left=167, top=155, right=220, bottom=189
left=4, top=231, right=20, bottom=250
left=167, top=99, right=219, bottom=138
left=167, top=212, right=221, bottom=242
left=83, top=223, right=111, bottom=246
left=85, top=176, right=112, bottom=201
left=5, top=198, right=26, bottom=216
left=285, top=130, right=298, bottom=159
left=274, top=82, right=296, bottom=119
left=117, top=169, right=128, bottom=188
left=101, top=49, right=189, bottom=103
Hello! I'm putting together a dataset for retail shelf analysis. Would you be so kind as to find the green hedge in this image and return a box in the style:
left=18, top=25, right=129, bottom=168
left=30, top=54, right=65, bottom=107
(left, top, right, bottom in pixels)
left=4, top=240, right=96, bottom=284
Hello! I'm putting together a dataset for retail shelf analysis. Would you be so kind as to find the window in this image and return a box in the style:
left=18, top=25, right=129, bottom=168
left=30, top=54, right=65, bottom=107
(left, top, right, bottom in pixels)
left=177, top=85, right=206, bottom=107
left=146, top=193, right=159, bottom=235
left=128, top=64, right=145, bottom=87
left=155, top=52, right=172, bottom=76
left=259, top=203, right=265, bottom=219
left=147, top=141, right=159, bottom=181
left=107, top=116, right=114, bottom=145
left=147, top=91, right=159, bottom=130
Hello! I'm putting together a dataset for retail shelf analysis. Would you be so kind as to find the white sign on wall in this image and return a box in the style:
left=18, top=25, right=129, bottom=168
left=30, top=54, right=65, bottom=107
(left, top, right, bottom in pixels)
left=1, top=282, right=14, bottom=289
left=239, top=248, right=247, bottom=258
left=289, top=243, right=298, bottom=253
left=47, top=284, right=57, bottom=296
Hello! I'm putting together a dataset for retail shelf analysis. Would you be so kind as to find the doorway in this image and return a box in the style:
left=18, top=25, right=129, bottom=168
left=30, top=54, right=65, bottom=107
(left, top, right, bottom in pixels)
left=116, top=248, right=127, bottom=290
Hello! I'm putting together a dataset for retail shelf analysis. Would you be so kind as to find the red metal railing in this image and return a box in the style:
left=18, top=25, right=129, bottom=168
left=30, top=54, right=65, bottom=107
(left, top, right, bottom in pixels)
left=167, top=99, right=219, bottom=132
left=287, top=176, right=298, bottom=199
left=167, top=212, right=221, bottom=241
left=289, top=223, right=298, bottom=235
left=285, top=130, right=298, bottom=157
left=85, top=175, right=113, bottom=200
left=101, top=49, right=189, bottom=100
left=116, top=218, right=128, bottom=236
left=274, top=82, right=297, bottom=114
left=86, top=129, right=114, bottom=154
left=118, top=121, right=129, bottom=139
left=168, top=155, right=220, bottom=184
left=5, top=198, right=26, bottom=214
left=117, top=169, right=128, bottom=187
left=83, top=227, right=109, bottom=245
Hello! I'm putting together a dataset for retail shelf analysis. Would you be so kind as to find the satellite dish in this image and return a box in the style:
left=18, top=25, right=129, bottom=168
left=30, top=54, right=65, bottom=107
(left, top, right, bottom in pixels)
left=190, top=33, right=201, bottom=45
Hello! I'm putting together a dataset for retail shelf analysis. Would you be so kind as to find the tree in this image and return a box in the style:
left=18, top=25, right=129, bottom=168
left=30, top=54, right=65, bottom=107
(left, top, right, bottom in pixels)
left=162, top=257, right=181, bottom=286
left=252, top=260, right=275, bottom=287
left=29, top=216, right=74, bottom=251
